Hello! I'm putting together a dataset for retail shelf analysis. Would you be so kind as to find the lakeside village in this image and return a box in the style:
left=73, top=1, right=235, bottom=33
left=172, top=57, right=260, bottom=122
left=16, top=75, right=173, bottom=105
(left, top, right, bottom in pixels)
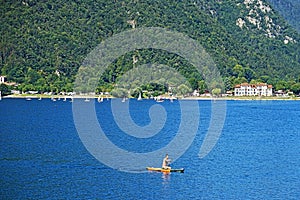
left=0, top=75, right=299, bottom=100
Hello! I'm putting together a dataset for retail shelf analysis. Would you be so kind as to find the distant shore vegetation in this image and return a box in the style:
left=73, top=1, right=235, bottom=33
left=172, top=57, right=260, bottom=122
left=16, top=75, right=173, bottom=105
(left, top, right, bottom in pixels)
left=1, top=1, right=300, bottom=97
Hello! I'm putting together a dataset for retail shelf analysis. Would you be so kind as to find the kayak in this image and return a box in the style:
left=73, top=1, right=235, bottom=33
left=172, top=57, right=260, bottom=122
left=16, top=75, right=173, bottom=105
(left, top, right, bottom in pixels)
left=146, top=167, right=184, bottom=173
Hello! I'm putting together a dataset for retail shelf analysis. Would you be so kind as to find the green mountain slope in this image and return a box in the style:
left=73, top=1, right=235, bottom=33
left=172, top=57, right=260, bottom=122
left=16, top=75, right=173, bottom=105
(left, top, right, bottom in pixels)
left=1, top=0, right=300, bottom=93
left=267, top=0, right=300, bottom=32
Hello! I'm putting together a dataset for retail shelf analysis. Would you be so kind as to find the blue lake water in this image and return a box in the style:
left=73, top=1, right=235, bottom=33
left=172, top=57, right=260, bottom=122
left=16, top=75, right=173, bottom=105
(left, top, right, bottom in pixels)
left=0, top=98, right=299, bottom=199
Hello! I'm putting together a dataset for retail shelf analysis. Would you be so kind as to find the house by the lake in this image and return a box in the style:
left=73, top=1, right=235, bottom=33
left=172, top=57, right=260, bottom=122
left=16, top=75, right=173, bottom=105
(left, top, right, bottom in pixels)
left=0, top=76, right=7, bottom=84
left=234, top=83, right=273, bottom=96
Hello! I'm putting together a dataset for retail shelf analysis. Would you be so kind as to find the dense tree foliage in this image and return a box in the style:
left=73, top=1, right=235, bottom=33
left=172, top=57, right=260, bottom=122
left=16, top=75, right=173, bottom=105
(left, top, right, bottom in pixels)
left=267, top=0, right=300, bottom=32
left=1, top=0, right=300, bottom=94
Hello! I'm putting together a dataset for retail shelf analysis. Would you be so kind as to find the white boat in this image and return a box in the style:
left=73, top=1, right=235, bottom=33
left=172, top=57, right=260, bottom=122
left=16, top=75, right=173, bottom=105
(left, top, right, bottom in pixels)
left=137, top=93, right=142, bottom=101
left=170, top=96, right=176, bottom=103
left=0, top=91, right=2, bottom=101
left=156, top=96, right=164, bottom=102
left=98, top=96, right=103, bottom=102
left=122, top=97, right=126, bottom=102
left=63, top=97, right=67, bottom=101
left=38, top=96, right=42, bottom=100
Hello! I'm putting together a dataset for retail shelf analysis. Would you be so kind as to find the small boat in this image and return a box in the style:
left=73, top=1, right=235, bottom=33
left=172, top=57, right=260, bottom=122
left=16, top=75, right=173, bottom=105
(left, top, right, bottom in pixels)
left=156, top=98, right=164, bottom=103
left=146, top=167, right=184, bottom=173
left=155, top=96, right=164, bottom=102
left=170, top=96, right=176, bottom=103
left=137, top=92, right=142, bottom=101
left=98, top=96, right=103, bottom=102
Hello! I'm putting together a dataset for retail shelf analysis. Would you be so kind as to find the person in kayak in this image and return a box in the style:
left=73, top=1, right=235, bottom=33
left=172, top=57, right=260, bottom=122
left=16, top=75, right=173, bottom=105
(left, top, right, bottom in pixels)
left=162, top=154, right=171, bottom=169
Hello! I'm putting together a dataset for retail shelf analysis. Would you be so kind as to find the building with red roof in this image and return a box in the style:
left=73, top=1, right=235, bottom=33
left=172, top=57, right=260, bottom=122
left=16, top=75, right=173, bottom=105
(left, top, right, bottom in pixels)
left=234, top=83, right=273, bottom=96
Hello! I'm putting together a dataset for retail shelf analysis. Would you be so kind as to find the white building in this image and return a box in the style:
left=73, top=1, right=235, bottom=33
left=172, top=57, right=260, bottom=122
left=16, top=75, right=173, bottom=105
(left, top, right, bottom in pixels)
left=234, top=83, right=273, bottom=96
left=0, top=76, right=7, bottom=84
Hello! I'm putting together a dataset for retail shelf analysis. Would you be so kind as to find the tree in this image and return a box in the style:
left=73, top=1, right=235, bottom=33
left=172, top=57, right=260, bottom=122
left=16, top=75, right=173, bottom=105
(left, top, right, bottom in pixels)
left=224, top=77, right=232, bottom=91
left=250, top=79, right=259, bottom=84
left=198, top=80, right=207, bottom=94
left=244, top=67, right=256, bottom=83
left=188, top=77, right=198, bottom=90
left=275, top=80, right=287, bottom=91
left=286, top=80, right=296, bottom=91
left=111, top=88, right=128, bottom=98
left=0, top=84, right=10, bottom=95
left=62, top=82, right=73, bottom=93
left=25, top=68, right=42, bottom=85
left=232, top=64, right=244, bottom=78
left=178, top=84, right=192, bottom=96
left=212, top=88, right=221, bottom=97
left=21, top=84, right=34, bottom=92
left=233, top=77, right=247, bottom=85
left=211, top=88, right=221, bottom=96
left=260, top=76, right=270, bottom=84
left=291, top=83, right=300, bottom=95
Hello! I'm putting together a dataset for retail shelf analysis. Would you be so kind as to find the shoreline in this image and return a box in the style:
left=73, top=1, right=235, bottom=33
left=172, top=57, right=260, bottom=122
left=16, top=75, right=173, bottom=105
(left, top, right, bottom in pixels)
left=2, top=94, right=300, bottom=101
left=182, top=96, right=300, bottom=101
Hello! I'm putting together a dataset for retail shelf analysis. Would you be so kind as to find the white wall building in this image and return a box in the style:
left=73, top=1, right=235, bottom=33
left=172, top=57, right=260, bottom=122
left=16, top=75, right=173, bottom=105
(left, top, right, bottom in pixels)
left=0, top=76, right=7, bottom=84
left=234, top=83, right=273, bottom=96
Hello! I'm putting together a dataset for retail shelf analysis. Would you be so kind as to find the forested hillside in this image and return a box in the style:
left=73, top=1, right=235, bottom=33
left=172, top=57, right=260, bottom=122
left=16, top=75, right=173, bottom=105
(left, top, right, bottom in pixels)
left=267, top=0, right=300, bottom=32
left=1, top=0, right=300, bottom=94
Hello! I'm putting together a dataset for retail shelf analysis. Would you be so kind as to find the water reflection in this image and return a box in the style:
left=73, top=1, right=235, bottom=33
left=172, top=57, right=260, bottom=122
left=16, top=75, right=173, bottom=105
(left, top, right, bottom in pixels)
left=162, top=172, right=170, bottom=185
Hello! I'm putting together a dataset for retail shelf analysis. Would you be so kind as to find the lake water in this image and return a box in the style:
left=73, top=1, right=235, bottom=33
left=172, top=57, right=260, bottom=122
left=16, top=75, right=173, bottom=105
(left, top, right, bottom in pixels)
left=0, top=98, right=299, bottom=199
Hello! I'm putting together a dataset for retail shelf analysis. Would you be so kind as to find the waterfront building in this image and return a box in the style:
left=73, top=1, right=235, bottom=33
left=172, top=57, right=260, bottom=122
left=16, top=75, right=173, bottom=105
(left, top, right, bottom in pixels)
left=234, top=83, right=273, bottom=96
left=0, top=76, right=7, bottom=84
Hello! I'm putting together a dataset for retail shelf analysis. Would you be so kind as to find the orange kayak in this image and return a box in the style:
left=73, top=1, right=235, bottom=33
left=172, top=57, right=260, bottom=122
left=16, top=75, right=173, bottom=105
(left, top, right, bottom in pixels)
left=146, top=167, right=184, bottom=173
